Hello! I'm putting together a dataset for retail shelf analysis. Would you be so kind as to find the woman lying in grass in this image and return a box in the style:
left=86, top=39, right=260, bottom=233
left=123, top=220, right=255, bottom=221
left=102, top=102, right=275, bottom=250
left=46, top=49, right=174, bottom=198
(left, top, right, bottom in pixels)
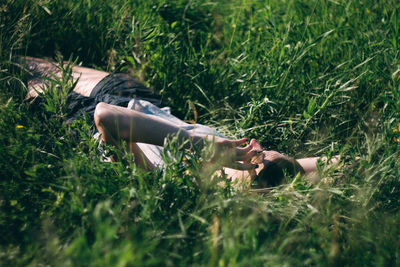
left=21, top=57, right=339, bottom=189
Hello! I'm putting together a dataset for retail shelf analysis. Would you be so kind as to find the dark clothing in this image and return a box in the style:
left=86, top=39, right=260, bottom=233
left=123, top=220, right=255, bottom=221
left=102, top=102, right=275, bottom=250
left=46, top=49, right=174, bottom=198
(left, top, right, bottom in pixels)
left=19, top=56, right=160, bottom=125
left=27, top=72, right=161, bottom=125
left=66, top=73, right=161, bottom=124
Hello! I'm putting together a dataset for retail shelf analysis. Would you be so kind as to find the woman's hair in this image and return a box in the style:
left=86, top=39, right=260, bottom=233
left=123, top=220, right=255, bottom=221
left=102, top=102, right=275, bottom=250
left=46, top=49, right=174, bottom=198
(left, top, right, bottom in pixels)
left=253, top=155, right=305, bottom=188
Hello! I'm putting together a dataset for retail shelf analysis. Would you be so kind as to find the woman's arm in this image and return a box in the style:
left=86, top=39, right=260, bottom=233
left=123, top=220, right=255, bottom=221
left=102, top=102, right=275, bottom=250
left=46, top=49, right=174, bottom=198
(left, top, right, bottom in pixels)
left=94, top=102, right=258, bottom=170
left=296, top=156, right=340, bottom=175
left=94, top=102, right=193, bottom=147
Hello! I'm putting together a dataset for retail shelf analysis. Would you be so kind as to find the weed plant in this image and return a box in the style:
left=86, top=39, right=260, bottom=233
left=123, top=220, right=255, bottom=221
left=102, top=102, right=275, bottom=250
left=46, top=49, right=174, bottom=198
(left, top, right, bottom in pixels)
left=1, top=0, right=400, bottom=266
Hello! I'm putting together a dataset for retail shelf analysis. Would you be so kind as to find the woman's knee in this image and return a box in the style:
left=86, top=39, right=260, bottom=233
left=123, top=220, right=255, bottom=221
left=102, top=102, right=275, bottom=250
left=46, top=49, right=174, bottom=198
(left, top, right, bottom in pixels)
left=94, top=102, right=135, bottom=143
left=94, top=102, right=141, bottom=144
left=94, top=102, right=112, bottom=127
left=94, top=102, right=117, bottom=139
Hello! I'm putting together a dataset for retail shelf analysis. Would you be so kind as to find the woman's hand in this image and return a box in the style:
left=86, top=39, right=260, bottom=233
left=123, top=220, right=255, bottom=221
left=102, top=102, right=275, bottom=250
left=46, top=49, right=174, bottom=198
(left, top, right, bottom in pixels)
left=204, top=136, right=259, bottom=170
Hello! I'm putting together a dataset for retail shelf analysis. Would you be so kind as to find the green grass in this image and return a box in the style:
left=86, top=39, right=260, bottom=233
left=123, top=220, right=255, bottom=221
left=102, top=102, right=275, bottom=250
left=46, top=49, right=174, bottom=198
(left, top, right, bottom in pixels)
left=1, top=0, right=400, bottom=266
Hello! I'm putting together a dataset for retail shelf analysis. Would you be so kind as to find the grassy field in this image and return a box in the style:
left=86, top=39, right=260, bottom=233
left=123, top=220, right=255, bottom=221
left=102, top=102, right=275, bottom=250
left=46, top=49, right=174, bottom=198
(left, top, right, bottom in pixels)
left=1, top=0, right=400, bottom=265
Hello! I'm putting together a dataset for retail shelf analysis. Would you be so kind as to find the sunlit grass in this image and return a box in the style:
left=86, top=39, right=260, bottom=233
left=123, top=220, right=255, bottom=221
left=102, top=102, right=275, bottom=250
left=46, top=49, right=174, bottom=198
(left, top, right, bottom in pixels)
left=1, top=0, right=399, bottom=266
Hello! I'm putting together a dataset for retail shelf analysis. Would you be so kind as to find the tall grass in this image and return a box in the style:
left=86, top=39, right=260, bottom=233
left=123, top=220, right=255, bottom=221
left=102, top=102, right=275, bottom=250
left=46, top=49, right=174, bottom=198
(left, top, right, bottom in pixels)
left=1, top=0, right=399, bottom=266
